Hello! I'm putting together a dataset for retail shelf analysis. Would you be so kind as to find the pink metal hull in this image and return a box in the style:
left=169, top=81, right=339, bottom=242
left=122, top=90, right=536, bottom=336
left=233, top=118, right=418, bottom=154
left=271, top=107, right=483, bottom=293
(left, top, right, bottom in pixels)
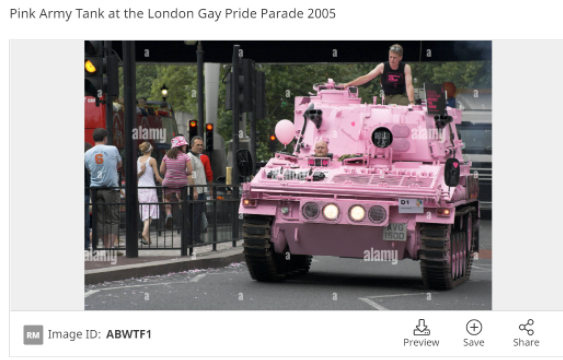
left=240, top=79, right=479, bottom=261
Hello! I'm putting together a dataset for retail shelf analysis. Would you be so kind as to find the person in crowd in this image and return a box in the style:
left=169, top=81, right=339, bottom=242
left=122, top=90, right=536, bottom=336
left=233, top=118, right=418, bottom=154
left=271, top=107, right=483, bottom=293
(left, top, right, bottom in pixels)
left=137, top=142, right=163, bottom=245
left=138, top=97, right=154, bottom=116
left=113, top=96, right=124, bottom=112
left=200, top=152, right=214, bottom=196
left=160, top=136, right=197, bottom=229
left=85, top=142, right=92, bottom=251
left=199, top=151, right=213, bottom=234
left=157, top=102, right=170, bottom=117
left=187, top=136, right=208, bottom=243
left=84, top=128, right=123, bottom=256
left=136, top=99, right=148, bottom=116
left=343, top=44, right=415, bottom=106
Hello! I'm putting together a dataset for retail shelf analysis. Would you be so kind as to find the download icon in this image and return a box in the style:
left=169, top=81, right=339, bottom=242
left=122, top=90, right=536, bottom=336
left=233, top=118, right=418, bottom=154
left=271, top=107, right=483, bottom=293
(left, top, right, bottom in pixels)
left=413, top=319, right=431, bottom=336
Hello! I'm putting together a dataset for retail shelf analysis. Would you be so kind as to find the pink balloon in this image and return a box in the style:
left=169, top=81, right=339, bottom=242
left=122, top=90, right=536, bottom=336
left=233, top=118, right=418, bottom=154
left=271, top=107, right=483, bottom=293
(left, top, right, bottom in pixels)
left=275, top=120, right=295, bottom=145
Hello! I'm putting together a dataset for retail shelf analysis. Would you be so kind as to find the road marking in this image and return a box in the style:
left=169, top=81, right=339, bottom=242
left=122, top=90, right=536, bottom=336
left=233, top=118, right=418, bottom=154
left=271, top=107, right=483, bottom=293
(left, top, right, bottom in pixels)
left=358, top=297, right=389, bottom=310
left=359, top=293, right=436, bottom=310
left=472, top=265, right=491, bottom=272
left=365, top=292, right=431, bottom=299
left=311, top=259, right=320, bottom=262
left=84, top=290, right=100, bottom=298
left=190, top=274, right=207, bottom=282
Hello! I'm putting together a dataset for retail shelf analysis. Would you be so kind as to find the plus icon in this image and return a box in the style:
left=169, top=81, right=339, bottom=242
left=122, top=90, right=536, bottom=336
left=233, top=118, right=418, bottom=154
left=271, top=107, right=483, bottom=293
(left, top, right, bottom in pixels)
left=466, top=319, right=483, bottom=336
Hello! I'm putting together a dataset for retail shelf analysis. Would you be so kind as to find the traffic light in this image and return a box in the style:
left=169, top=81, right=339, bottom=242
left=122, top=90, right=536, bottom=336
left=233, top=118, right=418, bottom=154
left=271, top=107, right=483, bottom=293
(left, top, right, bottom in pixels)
left=189, top=120, right=198, bottom=141
left=205, top=123, right=214, bottom=152
left=84, top=40, right=119, bottom=98
left=269, top=135, right=277, bottom=153
left=240, top=58, right=255, bottom=113
left=255, top=71, right=266, bottom=120
left=85, top=41, right=104, bottom=97
left=225, top=58, right=255, bottom=115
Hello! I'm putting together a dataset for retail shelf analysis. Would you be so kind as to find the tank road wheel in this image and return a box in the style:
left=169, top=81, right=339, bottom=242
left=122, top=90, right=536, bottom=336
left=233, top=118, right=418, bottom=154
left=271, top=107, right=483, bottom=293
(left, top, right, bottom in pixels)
left=242, top=215, right=313, bottom=282
left=242, top=215, right=285, bottom=282
left=419, top=207, right=477, bottom=290
left=451, top=231, right=458, bottom=280
left=455, top=231, right=464, bottom=280
left=277, top=251, right=312, bottom=278
left=463, top=211, right=476, bottom=280
left=460, top=231, right=467, bottom=278
left=295, top=254, right=313, bottom=274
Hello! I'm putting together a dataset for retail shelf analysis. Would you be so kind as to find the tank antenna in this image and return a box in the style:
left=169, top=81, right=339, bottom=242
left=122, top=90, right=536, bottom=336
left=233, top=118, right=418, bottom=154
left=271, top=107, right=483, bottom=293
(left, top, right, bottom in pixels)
left=295, top=102, right=314, bottom=153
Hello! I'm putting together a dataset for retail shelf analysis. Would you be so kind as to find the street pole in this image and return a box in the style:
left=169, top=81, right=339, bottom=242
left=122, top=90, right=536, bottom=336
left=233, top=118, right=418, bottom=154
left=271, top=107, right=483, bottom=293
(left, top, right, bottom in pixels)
left=231, top=45, right=240, bottom=245
left=104, top=40, right=113, bottom=145
left=249, top=110, right=256, bottom=174
left=241, top=113, right=248, bottom=138
left=197, top=41, right=204, bottom=137
left=123, top=41, right=139, bottom=258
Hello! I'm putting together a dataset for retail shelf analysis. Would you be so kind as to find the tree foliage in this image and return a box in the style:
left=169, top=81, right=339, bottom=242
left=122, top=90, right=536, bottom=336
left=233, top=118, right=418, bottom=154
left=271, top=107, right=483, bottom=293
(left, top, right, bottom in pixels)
left=118, top=61, right=491, bottom=161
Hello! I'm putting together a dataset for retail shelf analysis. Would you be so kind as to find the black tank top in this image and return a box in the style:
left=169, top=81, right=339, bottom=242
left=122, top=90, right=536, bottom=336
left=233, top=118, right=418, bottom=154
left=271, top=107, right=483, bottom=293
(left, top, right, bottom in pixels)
left=381, top=61, right=406, bottom=95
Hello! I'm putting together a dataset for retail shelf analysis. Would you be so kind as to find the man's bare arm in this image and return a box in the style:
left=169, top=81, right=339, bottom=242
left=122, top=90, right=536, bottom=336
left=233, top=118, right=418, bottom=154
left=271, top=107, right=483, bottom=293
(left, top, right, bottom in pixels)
left=404, top=64, right=415, bottom=103
left=187, top=176, right=198, bottom=198
left=344, top=63, right=384, bottom=88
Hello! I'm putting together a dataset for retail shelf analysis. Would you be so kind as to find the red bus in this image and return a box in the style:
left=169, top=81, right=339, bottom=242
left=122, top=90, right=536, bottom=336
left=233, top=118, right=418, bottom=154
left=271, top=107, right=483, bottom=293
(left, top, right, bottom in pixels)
left=85, top=95, right=179, bottom=168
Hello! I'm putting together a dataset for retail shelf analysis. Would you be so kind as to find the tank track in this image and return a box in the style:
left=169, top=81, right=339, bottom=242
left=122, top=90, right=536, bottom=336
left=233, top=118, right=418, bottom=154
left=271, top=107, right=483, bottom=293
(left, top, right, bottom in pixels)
left=419, top=206, right=477, bottom=290
left=242, top=214, right=312, bottom=282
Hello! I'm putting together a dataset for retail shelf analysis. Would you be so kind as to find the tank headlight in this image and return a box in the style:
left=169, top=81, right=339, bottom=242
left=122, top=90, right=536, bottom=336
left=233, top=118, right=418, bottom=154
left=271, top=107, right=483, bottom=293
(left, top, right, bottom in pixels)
left=302, top=202, right=320, bottom=220
left=243, top=199, right=256, bottom=207
left=368, top=205, right=387, bottom=224
left=322, top=203, right=340, bottom=221
left=349, top=205, right=366, bottom=222
left=437, top=208, right=451, bottom=216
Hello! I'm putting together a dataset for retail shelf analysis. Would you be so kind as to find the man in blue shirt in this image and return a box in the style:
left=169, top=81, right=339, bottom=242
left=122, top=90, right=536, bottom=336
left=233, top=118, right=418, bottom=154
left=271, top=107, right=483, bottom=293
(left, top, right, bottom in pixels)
left=85, top=128, right=122, bottom=253
left=85, top=142, right=92, bottom=251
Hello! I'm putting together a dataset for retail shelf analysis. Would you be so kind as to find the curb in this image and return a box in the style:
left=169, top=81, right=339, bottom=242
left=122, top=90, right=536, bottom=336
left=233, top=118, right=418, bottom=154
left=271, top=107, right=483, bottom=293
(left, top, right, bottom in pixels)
left=85, top=248, right=244, bottom=285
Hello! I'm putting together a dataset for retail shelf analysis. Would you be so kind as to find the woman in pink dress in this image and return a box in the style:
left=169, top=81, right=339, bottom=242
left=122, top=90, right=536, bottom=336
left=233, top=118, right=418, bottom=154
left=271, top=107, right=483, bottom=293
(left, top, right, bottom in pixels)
left=160, top=136, right=197, bottom=228
left=137, top=142, right=163, bottom=245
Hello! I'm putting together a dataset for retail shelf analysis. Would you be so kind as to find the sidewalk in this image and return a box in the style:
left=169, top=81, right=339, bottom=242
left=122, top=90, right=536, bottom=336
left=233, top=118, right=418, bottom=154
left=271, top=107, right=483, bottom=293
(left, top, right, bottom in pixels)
left=85, top=239, right=244, bottom=285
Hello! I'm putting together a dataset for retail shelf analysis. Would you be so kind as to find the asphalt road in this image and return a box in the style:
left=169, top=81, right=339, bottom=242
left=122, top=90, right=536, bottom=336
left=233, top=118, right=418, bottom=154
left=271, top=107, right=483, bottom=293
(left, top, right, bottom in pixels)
left=85, top=221, right=492, bottom=311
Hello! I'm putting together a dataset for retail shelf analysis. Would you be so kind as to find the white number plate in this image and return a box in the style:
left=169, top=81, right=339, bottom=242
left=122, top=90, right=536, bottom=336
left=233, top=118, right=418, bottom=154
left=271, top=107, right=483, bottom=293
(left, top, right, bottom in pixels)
left=383, top=223, right=407, bottom=242
left=398, top=198, right=424, bottom=214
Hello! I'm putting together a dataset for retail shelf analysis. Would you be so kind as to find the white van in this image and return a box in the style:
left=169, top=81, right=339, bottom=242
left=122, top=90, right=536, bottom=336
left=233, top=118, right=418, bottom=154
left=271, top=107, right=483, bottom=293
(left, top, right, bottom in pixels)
left=456, top=92, right=492, bottom=215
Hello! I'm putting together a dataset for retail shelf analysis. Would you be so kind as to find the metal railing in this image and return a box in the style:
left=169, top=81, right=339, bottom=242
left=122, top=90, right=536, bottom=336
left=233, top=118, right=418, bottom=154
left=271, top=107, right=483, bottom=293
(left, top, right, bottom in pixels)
left=86, top=184, right=243, bottom=256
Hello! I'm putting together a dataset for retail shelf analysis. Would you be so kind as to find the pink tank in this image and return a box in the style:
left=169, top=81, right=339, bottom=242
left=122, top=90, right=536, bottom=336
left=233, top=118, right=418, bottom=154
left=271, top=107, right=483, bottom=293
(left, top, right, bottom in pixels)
left=240, top=79, right=480, bottom=290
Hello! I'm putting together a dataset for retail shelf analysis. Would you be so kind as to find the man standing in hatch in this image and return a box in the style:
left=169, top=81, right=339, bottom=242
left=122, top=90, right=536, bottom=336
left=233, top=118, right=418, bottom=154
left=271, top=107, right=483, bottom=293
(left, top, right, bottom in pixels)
left=344, top=44, right=415, bottom=106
